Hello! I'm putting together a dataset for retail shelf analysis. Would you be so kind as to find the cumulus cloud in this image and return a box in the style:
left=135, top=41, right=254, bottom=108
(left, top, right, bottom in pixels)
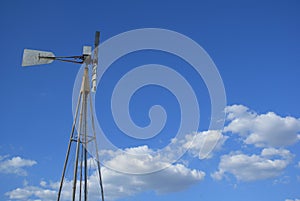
left=182, top=130, right=228, bottom=159
left=101, top=145, right=167, bottom=174
left=99, top=145, right=205, bottom=198
left=211, top=148, right=293, bottom=181
left=5, top=185, right=56, bottom=201
left=5, top=129, right=226, bottom=200
left=102, top=164, right=204, bottom=199
left=224, top=105, right=300, bottom=147
left=100, top=130, right=227, bottom=175
left=261, top=147, right=293, bottom=160
left=285, top=199, right=300, bottom=201
left=6, top=104, right=300, bottom=200
left=220, top=105, right=300, bottom=182
left=6, top=146, right=205, bottom=201
left=102, top=145, right=206, bottom=198
left=6, top=165, right=204, bottom=201
left=0, top=155, right=37, bottom=176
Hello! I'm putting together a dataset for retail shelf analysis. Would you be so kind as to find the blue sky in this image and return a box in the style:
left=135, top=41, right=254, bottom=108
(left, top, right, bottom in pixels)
left=1, top=0, right=300, bottom=201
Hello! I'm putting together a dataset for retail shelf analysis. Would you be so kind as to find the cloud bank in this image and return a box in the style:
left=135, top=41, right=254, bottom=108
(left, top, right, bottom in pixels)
left=5, top=104, right=300, bottom=200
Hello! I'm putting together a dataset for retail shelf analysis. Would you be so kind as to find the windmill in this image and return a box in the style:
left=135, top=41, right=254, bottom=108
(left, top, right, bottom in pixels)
left=22, top=32, right=104, bottom=201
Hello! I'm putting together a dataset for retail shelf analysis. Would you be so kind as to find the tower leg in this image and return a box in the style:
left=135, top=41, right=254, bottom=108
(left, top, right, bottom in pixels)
left=72, top=96, right=85, bottom=201
left=89, top=94, right=105, bottom=201
left=57, top=93, right=82, bottom=201
left=72, top=70, right=90, bottom=200
left=79, top=144, right=84, bottom=201
left=83, top=90, right=88, bottom=201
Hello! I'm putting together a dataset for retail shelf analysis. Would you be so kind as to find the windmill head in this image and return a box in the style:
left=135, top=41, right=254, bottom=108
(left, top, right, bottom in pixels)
left=21, top=31, right=101, bottom=93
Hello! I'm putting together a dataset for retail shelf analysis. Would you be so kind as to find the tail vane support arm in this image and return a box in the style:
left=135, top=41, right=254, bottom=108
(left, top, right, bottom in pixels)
left=38, top=55, right=87, bottom=64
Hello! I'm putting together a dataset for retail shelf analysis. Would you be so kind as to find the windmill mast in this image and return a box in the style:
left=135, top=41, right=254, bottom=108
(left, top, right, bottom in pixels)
left=22, top=32, right=104, bottom=201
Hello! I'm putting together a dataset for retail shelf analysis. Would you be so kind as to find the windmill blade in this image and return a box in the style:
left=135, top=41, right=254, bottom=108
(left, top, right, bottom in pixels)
left=91, top=31, right=100, bottom=92
left=22, top=49, right=55, bottom=67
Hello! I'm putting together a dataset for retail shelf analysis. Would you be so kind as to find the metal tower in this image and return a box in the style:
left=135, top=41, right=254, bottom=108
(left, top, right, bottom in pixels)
left=22, top=32, right=104, bottom=201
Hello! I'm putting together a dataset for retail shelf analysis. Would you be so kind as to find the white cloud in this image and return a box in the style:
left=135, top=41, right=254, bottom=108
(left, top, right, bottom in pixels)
left=285, top=199, right=300, bottom=201
left=211, top=148, right=293, bottom=181
left=6, top=104, right=300, bottom=200
left=102, top=164, right=204, bottom=199
left=224, top=105, right=300, bottom=147
left=210, top=169, right=224, bottom=181
left=183, top=130, right=228, bottom=159
left=225, top=104, right=255, bottom=122
left=261, top=147, right=293, bottom=160
left=101, top=145, right=206, bottom=198
left=5, top=185, right=56, bottom=201
left=6, top=165, right=204, bottom=201
left=101, top=145, right=166, bottom=174
left=6, top=147, right=205, bottom=201
left=100, top=130, right=227, bottom=175
left=5, top=128, right=225, bottom=201
left=0, top=155, right=37, bottom=176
